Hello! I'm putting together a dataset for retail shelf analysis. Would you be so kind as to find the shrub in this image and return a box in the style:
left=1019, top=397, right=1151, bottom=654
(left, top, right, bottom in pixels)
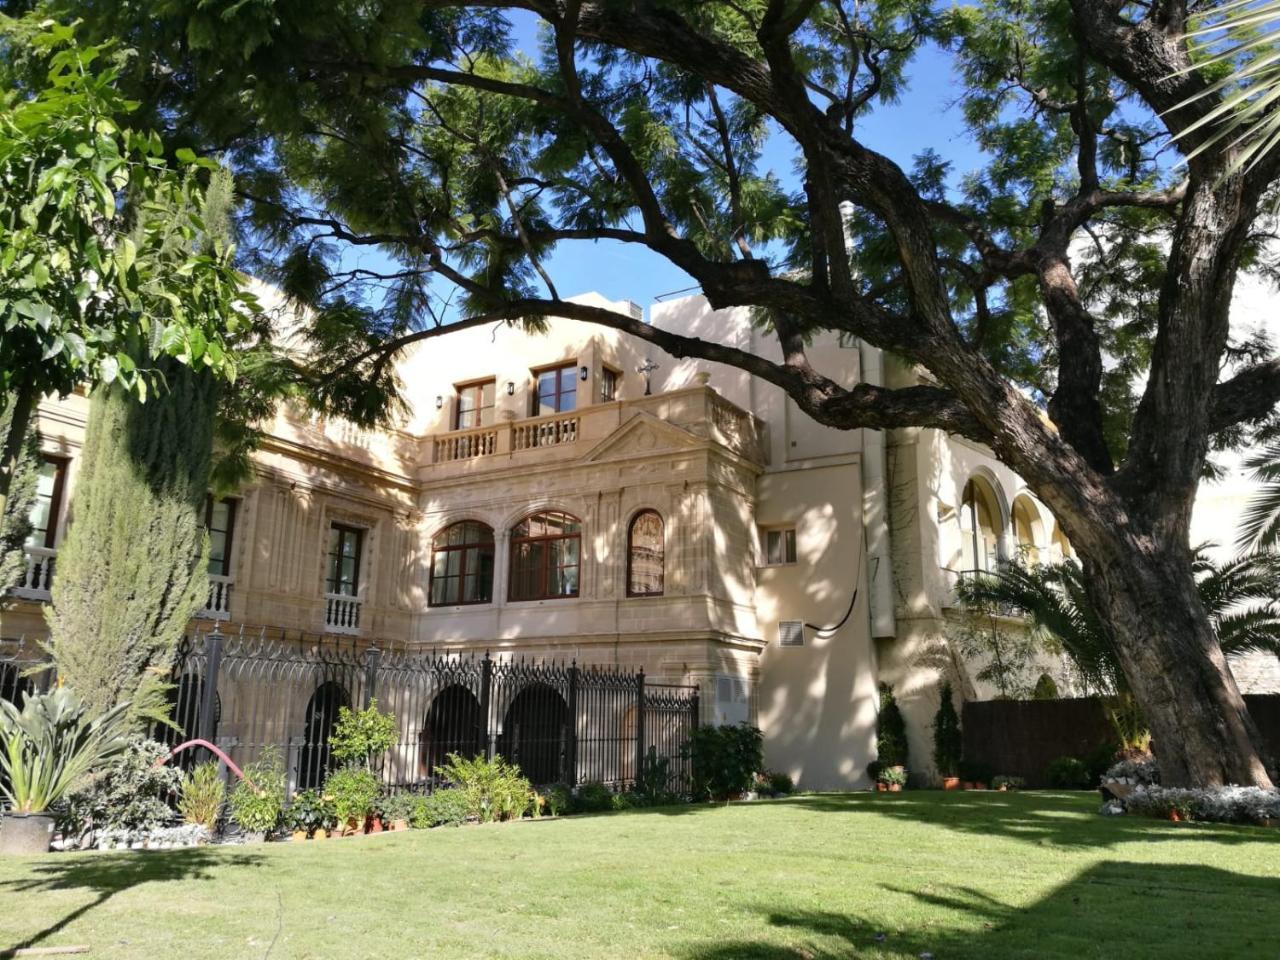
left=416, top=787, right=471, bottom=827
left=57, top=735, right=182, bottom=841
left=435, top=753, right=532, bottom=822
left=875, top=684, right=909, bottom=769
left=1125, top=785, right=1280, bottom=824
left=329, top=700, right=397, bottom=771
left=324, top=766, right=381, bottom=826
left=769, top=771, right=795, bottom=795
left=931, top=682, right=962, bottom=778
left=1103, top=755, right=1160, bottom=786
left=1045, top=755, right=1092, bottom=789
left=992, top=775, right=1025, bottom=790
left=380, top=791, right=419, bottom=825
left=684, top=723, right=764, bottom=801
left=285, top=788, right=336, bottom=835
left=1031, top=673, right=1059, bottom=700
left=634, top=746, right=680, bottom=805
left=545, top=783, right=572, bottom=817
left=1084, top=742, right=1121, bottom=786
left=228, top=748, right=286, bottom=835
left=572, top=780, right=615, bottom=813
left=178, top=761, right=226, bottom=831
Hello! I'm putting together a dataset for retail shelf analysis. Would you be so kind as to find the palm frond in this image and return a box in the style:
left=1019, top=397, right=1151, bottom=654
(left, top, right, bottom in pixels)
left=1238, top=442, right=1280, bottom=550
left=1173, top=0, right=1280, bottom=176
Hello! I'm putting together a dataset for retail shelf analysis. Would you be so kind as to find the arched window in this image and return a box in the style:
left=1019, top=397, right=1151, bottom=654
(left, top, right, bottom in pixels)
left=960, top=478, right=1002, bottom=574
left=1011, top=496, right=1042, bottom=565
left=297, top=681, right=350, bottom=790
left=430, top=521, right=496, bottom=606
left=509, top=511, right=581, bottom=600
left=627, top=510, right=664, bottom=597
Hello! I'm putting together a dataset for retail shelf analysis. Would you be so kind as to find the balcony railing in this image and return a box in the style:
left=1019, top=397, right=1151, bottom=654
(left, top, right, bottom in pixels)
left=198, top=574, right=234, bottom=620
left=12, top=545, right=56, bottom=601
left=512, top=414, right=579, bottom=450
left=433, top=427, right=500, bottom=463
left=324, top=593, right=362, bottom=635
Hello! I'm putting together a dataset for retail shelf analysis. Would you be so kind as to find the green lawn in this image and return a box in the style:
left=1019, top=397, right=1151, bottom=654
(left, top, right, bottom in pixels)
left=2, top=792, right=1278, bottom=959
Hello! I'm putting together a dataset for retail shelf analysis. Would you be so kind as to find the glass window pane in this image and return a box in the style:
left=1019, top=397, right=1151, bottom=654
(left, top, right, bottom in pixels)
left=785, top=529, right=796, bottom=564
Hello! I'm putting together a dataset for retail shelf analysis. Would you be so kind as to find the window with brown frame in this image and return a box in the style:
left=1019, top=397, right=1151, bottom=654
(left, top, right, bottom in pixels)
left=26, top=456, right=67, bottom=548
left=532, top=363, right=578, bottom=416
left=508, top=511, right=581, bottom=601
left=454, top=379, right=496, bottom=430
left=326, top=524, right=363, bottom=596
left=205, top=496, right=238, bottom=576
left=429, top=520, right=496, bottom=606
left=601, top=367, right=619, bottom=402
left=627, top=510, right=664, bottom=597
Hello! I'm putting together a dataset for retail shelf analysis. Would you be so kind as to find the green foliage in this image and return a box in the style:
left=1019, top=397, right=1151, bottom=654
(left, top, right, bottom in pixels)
left=0, top=20, right=250, bottom=407
left=877, top=765, right=908, bottom=787
left=931, top=682, right=963, bottom=778
left=227, top=748, right=285, bottom=834
left=434, top=753, right=531, bottom=823
left=1032, top=673, right=1060, bottom=700
left=1045, top=756, right=1093, bottom=790
left=285, top=788, right=336, bottom=835
left=0, top=394, right=38, bottom=595
left=768, top=772, right=795, bottom=796
left=179, top=761, right=226, bottom=831
left=571, top=781, right=615, bottom=814
left=323, top=766, right=381, bottom=826
left=992, top=775, right=1025, bottom=790
left=875, top=685, right=909, bottom=770
left=544, top=783, right=572, bottom=817
left=632, top=746, right=681, bottom=805
left=414, top=787, right=471, bottom=828
left=46, top=358, right=216, bottom=725
left=1083, top=742, right=1122, bottom=788
left=946, top=613, right=1042, bottom=700
left=56, top=735, right=180, bottom=838
left=328, top=699, right=397, bottom=771
left=684, top=723, right=764, bottom=802
left=0, top=686, right=131, bottom=813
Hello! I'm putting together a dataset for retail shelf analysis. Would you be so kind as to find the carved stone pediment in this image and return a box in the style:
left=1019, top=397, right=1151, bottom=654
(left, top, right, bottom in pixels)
left=579, top=412, right=704, bottom=464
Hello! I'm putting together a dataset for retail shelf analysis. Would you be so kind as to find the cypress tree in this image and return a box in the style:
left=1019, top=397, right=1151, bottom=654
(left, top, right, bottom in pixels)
left=0, top=395, right=39, bottom=596
left=46, top=359, right=216, bottom=722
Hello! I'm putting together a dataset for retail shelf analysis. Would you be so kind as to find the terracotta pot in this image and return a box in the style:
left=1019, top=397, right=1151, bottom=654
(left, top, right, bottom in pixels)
left=313, top=829, right=328, bottom=840
left=1168, top=810, right=1182, bottom=823
left=367, top=816, right=383, bottom=834
left=343, top=818, right=361, bottom=836
left=291, top=830, right=308, bottom=842
left=975, top=782, right=989, bottom=791
left=961, top=781, right=975, bottom=791
left=0, top=813, right=54, bottom=855
left=391, top=819, right=409, bottom=832
left=888, top=783, right=902, bottom=793
left=942, top=777, right=960, bottom=791
left=998, top=785, right=1008, bottom=792
left=876, top=783, right=888, bottom=792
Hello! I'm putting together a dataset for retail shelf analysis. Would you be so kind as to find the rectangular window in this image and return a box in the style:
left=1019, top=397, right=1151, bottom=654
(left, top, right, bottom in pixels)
left=601, top=367, right=619, bottom=402
left=26, top=457, right=67, bottom=548
left=205, top=496, right=238, bottom=576
left=760, top=527, right=797, bottom=566
left=326, top=524, right=363, bottom=596
left=454, top=380, right=496, bottom=430
left=533, top=363, right=577, bottom=416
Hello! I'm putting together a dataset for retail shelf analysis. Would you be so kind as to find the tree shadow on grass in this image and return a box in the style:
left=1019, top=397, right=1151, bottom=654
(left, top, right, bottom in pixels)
left=0, top=847, right=264, bottom=957
left=679, top=861, right=1277, bottom=959
left=779, top=790, right=1280, bottom=849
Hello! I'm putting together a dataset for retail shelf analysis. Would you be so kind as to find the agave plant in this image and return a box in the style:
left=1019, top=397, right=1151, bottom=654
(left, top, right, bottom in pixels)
left=1173, top=0, right=1280, bottom=176
left=0, top=687, right=131, bottom=814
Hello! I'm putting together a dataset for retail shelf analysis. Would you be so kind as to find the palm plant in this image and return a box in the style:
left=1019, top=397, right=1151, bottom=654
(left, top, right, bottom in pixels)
left=1239, top=440, right=1280, bottom=551
left=0, top=687, right=131, bottom=813
left=955, top=549, right=1280, bottom=746
left=1174, top=0, right=1280, bottom=176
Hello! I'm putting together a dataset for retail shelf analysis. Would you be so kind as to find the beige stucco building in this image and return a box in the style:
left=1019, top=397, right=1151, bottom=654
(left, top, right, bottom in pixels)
left=10, top=287, right=1253, bottom=788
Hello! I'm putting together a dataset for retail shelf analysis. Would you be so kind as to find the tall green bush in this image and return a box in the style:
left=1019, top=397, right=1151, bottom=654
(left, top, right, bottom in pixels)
left=46, top=358, right=216, bottom=724
left=227, top=747, right=285, bottom=835
left=875, top=684, right=909, bottom=769
left=0, top=396, right=38, bottom=596
left=329, top=700, right=397, bottom=771
left=435, top=753, right=532, bottom=823
left=683, top=723, right=763, bottom=801
left=931, top=682, right=962, bottom=778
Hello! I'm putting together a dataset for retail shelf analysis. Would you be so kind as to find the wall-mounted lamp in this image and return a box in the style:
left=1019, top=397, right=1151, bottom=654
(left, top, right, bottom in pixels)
left=580, top=365, right=589, bottom=381
left=506, top=381, right=516, bottom=396
left=435, top=395, right=443, bottom=410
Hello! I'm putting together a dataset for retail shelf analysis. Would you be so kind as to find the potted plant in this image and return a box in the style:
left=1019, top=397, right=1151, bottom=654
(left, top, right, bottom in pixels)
left=324, top=766, right=380, bottom=835
left=992, top=775, right=1024, bottom=792
left=381, top=793, right=415, bottom=831
left=873, top=685, right=909, bottom=790
left=959, top=760, right=993, bottom=791
left=932, top=681, right=963, bottom=791
left=284, top=788, right=334, bottom=840
left=878, top=765, right=908, bottom=793
left=0, top=688, right=130, bottom=855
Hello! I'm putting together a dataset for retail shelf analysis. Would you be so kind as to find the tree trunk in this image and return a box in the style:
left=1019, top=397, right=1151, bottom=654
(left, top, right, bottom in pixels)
left=0, top=383, right=36, bottom=527
left=1082, top=543, right=1274, bottom=788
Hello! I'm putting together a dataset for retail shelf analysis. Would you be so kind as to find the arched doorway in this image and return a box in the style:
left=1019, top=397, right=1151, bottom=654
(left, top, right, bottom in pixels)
left=497, top=683, right=569, bottom=784
left=297, top=680, right=350, bottom=790
left=419, top=684, right=484, bottom=779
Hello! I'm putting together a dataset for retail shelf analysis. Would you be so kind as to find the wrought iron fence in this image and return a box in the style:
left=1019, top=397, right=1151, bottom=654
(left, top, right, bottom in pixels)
left=155, top=626, right=699, bottom=796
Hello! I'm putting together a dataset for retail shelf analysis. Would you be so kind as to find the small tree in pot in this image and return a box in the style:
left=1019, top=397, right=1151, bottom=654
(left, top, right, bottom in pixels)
left=874, top=685, right=909, bottom=789
left=932, top=683, right=963, bottom=790
left=0, top=688, right=131, bottom=854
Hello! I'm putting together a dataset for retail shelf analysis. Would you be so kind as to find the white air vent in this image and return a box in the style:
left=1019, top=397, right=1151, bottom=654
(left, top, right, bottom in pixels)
left=778, top=620, right=805, bottom=647
left=625, top=300, right=644, bottom=321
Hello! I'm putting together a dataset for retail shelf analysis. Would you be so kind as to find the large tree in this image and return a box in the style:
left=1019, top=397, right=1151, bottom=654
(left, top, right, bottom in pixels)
left=53, top=0, right=1280, bottom=786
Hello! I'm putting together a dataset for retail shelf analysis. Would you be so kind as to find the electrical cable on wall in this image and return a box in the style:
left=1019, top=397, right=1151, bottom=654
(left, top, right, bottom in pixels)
left=802, top=535, right=872, bottom=638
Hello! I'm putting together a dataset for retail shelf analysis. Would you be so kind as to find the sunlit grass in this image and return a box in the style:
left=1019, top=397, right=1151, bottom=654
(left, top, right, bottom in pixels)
left=2, top=791, right=1278, bottom=959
